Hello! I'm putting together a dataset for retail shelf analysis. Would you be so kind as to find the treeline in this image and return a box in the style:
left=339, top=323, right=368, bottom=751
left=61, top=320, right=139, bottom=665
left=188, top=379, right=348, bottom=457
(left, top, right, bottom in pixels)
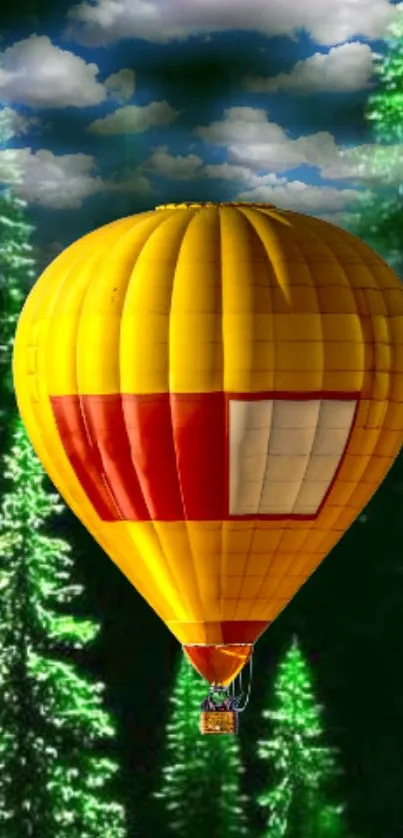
left=153, top=639, right=355, bottom=838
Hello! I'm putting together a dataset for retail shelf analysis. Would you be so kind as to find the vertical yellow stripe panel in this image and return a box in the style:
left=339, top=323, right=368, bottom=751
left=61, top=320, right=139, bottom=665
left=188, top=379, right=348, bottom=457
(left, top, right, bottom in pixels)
left=169, top=207, right=223, bottom=392
left=165, top=209, right=225, bottom=618
left=220, top=207, right=274, bottom=392
left=120, top=209, right=196, bottom=394
left=39, top=216, right=149, bottom=396
left=151, top=522, right=205, bottom=623
left=76, top=213, right=168, bottom=394
left=23, top=214, right=142, bottom=328
left=47, top=245, right=121, bottom=395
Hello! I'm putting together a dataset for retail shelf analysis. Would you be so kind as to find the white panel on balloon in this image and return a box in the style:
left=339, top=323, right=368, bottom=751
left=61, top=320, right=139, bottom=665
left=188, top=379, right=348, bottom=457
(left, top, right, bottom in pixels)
left=229, top=398, right=356, bottom=516
left=229, top=399, right=273, bottom=516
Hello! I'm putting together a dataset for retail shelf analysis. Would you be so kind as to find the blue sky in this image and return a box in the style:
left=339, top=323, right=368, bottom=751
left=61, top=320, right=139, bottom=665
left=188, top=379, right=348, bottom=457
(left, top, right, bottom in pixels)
left=0, top=0, right=401, bottom=254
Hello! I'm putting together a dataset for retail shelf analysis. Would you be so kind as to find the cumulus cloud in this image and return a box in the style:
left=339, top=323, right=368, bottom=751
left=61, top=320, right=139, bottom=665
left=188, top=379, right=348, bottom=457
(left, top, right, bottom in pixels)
left=195, top=107, right=341, bottom=173
left=87, top=101, right=180, bottom=134
left=0, top=35, right=107, bottom=108
left=143, top=145, right=204, bottom=179
left=141, top=144, right=363, bottom=215
left=0, top=147, right=151, bottom=209
left=66, top=0, right=397, bottom=46
left=196, top=107, right=285, bottom=146
left=104, top=68, right=135, bottom=102
left=243, top=42, right=375, bottom=95
left=106, top=169, right=153, bottom=196
left=235, top=180, right=364, bottom=213
left=143, top=145, right=288, bottom=186
left=0, top=148, right=106, bottom=208
left=203, top=162, right=281, bottom=184
left=0, top=35, right=136, bottom=111
left=0, top=107, right=43, bottom=138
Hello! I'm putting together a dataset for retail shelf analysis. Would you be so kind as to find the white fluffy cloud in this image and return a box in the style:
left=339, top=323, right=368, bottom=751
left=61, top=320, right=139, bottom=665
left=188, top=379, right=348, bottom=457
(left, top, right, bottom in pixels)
left=203, top=163, right=281, bottom=184
left=195, top=107, right=341, bottom=173
left=0, top=35, right=136, bottom=110
left=0, top=148, right=104, bottom=207
left=66, top=0, right=398, bottom=46
left=143, top=145, right=286, bottom=185
left=0, top=139, right=365, bottom=215
left=0, top=35, right=107, bottom=108
left=196, top=107, right=285, bottom=146
left=0, top=147, right=151, bottom=208
left=197, top=111, right=403, bottom=186
left=243, top=42, right=375, bottom=94
left=143, top=146, right=204, bottom=179
left=141, top=145, right=361, bottom=215
left=235, top=180, right=364, bottom=213
left=87, top=101, right=180, bottom=134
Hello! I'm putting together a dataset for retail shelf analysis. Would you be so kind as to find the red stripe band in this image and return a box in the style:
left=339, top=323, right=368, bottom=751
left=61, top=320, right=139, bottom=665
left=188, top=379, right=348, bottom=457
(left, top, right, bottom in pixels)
left=50, top=391, right=358, bottom=522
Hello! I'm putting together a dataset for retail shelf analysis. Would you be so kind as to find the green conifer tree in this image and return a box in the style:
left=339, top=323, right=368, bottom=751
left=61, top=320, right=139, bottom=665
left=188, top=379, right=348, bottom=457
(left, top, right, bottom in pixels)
left=0, top=417, right=128, bottom=837
left=0, top=106, right=36, bottom=433
left=0, top=100, right=128, bottom=838
left=256, top=637, right=345, bottom=838
left=342, top=7, right=403, bottom=273
left=154, top=654, right=248, bottom=838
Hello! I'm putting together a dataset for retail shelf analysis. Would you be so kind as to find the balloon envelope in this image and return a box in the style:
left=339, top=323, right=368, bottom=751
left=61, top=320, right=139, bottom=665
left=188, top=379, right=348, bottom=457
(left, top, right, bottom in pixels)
left=13, top=201, right=403, bottom=686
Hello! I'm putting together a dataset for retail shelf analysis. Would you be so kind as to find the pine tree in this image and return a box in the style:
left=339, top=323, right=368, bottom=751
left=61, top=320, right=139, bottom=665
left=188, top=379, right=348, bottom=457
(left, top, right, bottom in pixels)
left=256, top=637, right=345, bottom=838
left=154, top=654, right=248, bottom=838
left=0, top=106, right=36, bottom=433
left=342, top=7, right=403, bottom=273
left=0, top=99, right=128, bottom=837
left=0, top=416, right=127, bottom=837
left=366, top=8, right=403, bottom=145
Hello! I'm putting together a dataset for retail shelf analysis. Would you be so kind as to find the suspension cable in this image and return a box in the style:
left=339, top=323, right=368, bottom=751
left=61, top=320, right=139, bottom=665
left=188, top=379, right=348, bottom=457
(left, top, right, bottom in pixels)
left=233, top=652, right=253, bottom=712
left=198, top=649, right=253, bottom=712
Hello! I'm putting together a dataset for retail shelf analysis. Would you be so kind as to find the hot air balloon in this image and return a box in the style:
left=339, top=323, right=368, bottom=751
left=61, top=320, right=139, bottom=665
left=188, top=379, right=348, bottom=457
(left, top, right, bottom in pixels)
left=13, top=201, right=403, bottom=735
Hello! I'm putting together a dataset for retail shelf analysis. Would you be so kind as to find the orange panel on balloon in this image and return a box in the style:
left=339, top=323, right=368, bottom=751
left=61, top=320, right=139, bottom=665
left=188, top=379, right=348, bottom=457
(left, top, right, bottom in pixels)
left=183, top=644, right=253, bottom=686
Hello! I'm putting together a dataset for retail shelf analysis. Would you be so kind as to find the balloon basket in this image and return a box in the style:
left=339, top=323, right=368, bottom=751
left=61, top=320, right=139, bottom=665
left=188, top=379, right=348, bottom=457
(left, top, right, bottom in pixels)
left=200, top=710, right=238, bottom=735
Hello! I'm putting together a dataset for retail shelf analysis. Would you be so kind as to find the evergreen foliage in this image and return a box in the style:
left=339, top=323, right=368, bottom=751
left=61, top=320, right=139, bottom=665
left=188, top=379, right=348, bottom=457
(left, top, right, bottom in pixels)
left=0, top=103, right=128, bottom=838
left=342, top=7, right=403, bottom=274
left=0, top=107, right=36, bottom=434
left=257, top=637, right=345, bottom=838
left=154, top=654, right=248, bottom=838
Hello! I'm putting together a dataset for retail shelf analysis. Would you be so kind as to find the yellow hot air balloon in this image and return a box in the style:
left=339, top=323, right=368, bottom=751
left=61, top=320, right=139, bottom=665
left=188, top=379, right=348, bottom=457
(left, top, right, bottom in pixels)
left=13, top=201, right=403, bottom=735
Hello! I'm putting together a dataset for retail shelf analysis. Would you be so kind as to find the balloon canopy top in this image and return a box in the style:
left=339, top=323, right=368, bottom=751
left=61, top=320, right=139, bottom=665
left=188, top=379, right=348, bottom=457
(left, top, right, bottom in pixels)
left=155, top=201, right=279, bottom=210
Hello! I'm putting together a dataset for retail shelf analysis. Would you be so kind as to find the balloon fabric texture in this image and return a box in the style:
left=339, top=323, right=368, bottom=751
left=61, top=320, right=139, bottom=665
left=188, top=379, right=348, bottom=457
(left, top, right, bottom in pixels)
left=13, top=201, right=403, bottom=691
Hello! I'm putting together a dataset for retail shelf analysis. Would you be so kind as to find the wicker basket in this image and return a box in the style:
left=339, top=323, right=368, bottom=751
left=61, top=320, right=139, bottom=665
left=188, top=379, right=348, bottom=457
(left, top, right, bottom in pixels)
left=200, top=710, right=238, bottom=735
